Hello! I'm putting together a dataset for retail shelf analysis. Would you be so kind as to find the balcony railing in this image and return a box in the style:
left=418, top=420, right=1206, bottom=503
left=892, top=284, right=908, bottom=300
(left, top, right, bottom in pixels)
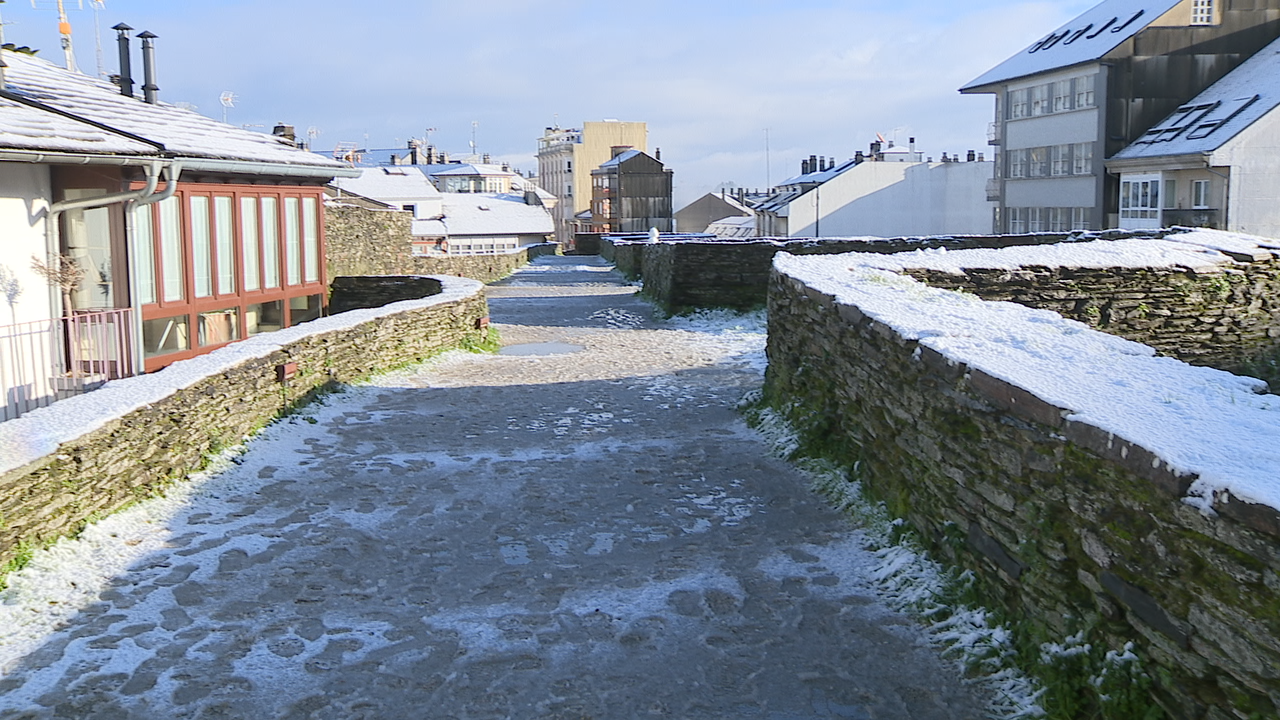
left=986, top=177, right=1002, bottom=202
left=987, top=122, right=1002, bottom=146
left=1161, top=208, right=1221, bottom=230
left=1, top=308, right=135, bottom=422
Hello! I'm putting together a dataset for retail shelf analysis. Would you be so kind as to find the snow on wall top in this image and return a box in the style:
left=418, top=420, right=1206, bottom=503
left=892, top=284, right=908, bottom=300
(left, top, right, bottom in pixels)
left=441, top=193, right=554, bottom=237
left=837, top=229, right=1273, bottom=275
left=773, top=236, right=1280, bottom=513
left=0, top=49, right=345, bottom=169
left=960, top=0, right=1182, bottom=91
left=1112, top=38, right=1280, bottom=160
left=0, top=276, right=484, bottom=478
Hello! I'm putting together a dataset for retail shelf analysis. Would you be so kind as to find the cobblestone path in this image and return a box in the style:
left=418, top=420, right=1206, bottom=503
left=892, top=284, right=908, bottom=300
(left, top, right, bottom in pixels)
left=0, top=256, right=989, bottom=719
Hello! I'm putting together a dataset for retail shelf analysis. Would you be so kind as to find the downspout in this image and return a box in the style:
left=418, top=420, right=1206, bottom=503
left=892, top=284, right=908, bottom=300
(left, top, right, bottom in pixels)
left=123, top=161, right=182, bottom=375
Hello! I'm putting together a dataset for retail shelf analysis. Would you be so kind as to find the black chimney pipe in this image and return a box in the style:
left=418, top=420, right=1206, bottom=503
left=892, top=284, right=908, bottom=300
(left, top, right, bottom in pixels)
left=113, top=23, right=134, bottom=97
left=138, top=30, right=159, bottom=104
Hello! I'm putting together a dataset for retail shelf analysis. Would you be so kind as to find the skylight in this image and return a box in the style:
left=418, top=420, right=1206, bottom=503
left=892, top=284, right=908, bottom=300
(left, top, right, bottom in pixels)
left=1132, top=95, right=1259, bottom=144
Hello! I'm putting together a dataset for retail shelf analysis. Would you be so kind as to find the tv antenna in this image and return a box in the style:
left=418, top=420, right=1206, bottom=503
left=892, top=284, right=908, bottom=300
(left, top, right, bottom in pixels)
left=470, top=120, right=478, bottom=157
left=31, top=0, right=83, bottom=71
left=219, top=91, right=236, bottom=123
left=90, top=0, right=104, bottom=78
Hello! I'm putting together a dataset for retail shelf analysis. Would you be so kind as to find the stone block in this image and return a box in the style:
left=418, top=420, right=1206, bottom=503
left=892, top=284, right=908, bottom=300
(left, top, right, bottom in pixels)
left=967, top=369, right=1066, bottom=429
left=967, top=522, right=1026, bottom=580
left=1100, top=571, right=1190, bottom=649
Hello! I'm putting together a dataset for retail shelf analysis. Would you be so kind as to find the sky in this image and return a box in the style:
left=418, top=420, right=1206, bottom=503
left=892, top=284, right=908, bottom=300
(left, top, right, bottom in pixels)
left=0, top=0, right=1095, bottom=207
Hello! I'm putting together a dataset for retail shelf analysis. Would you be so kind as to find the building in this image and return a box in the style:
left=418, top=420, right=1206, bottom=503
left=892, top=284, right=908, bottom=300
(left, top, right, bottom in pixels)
left=536, top=120, right=647, bottom=247
left=329, top=166, right=552, bottom=256
left=674, top=191, right=755, bottom=234
left=0, top=36, right=354, bottom=420
left=961, top=0, right=1280, bottom=233
left=1108, top=36, right=1280, bottom=236
left=753, top=141, right=992, bottom=238
left=588, top=148, right=673, bottom=234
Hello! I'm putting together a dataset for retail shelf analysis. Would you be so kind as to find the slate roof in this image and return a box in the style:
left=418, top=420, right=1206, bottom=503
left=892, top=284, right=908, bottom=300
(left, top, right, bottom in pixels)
left=0, top=48, right=345, bottom=170
left=441, top=193, right=554, bottom=238
left=961, top=0, right=1182, bottom=91
left=598, top=149, right=643, bottom=168
left=1111, top=37, right=1280, bottom=160
left=331, top=167, right=443, bottom=203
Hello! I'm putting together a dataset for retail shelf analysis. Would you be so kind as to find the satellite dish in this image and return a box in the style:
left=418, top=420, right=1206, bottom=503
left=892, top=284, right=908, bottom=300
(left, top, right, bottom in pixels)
left=219, top=91, right=236, bottom=108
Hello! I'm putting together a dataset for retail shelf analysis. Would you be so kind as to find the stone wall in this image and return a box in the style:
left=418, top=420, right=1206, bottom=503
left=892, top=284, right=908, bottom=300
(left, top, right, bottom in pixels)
left=0, top=278, right=488, bottom=573
left=902, top=258, right=1280, bottom=380
left=764, top=267, right=1280, bottom=719
left=325, top=203, right=559, bottom=285
left=618, top=231, right=1167, bottom=313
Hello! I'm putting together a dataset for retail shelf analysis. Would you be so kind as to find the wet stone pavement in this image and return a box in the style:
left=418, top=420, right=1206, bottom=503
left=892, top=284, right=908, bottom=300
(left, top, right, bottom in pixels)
left=0, top=256, right=989, bottom=719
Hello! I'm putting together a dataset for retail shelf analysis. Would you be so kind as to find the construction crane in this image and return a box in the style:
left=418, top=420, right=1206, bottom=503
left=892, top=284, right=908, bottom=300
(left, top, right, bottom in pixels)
left=30, top=0, right=84, bottom=72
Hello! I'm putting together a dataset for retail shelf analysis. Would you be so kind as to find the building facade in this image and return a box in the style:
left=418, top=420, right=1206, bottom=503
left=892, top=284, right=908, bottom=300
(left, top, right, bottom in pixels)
left=536, top=121, right=647, bottom=247
left=962, top=0, right=1280, bottom=233
left=588, top=148, right=673, bottom=234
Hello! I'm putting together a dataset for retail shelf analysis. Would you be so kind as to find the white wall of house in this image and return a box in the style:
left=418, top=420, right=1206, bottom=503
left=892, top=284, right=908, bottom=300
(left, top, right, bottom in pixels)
left=788, top=161, right=994, bottom=238
left=0, top=163, right=54, bottom=325
left=1215, top=109, right=1280, bottom=239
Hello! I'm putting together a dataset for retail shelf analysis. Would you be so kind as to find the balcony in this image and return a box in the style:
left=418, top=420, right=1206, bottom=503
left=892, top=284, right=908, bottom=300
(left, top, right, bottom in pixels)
left=985, top=178, right=1001, bottom=202
left=987, top=122, right=1002, bottom=146
left=1, top=308, right=135, bottom=422
left=1161, top=208, right=1221, bottom=230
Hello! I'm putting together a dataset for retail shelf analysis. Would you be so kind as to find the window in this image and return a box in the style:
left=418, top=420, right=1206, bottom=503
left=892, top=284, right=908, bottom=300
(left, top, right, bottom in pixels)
left=303, top=197, right=320, bottom=283
left=1191, top=0, right=1214, bottom=25
left=1008, top=88, right=1030, bottom=119
left=1192, top=179, right=1211, bottom=208
left=284, top=197, right=301, bottom=286
left=1052, top=80, right=1073, bottom=113
left=134, top=204, right=156, bottom=305
left=261, top=197, right=280, bottom=289
left=1027, top=207, right=1045, bottom=232
left=1072, top=142, right=1094, bottom=175
left=1071, top=207, right=1091, bottom=231
left=198, top=308, right=240, bottom=347
left=1028, top=147, right=1049, bottom=177
left=1051, top=145, right=1072, bottom=176
left=1031, top=84, right=1051, bottom=116
left=246, top=300, right=283, bottom=335
left=1048, top=207, right=1070, bottom=232
left=214, top=197, right=235, bottom=295
left=1163, top=179, right=1177, bottom=209
left=190, top=196, right=212, bottom=298
left=142, top=314, right=189, bottom=358
left=1074, top=75, right=1095, bottom=108
left=241, top=198, right=260, bottom=292
left=1008, top=207, right=1027, bottom=234
left=158, top=196, right=184, bottom=302
left=1120, top=177, right=1161, bottom=219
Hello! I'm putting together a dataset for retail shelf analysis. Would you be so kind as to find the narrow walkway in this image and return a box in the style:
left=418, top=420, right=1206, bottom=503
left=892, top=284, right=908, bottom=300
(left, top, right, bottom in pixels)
left=0, top=256, right=987, bottom=719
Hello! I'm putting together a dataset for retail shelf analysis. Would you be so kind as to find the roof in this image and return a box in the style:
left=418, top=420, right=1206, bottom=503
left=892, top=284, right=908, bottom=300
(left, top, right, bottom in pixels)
left=0, top=48, right=346, bottom=171
left=599, top=149, right=644, bottom=168
left=960, top=0, right=1181, bottom=91
left=1111, top=37, right=1280, bottom=161
left=776, top=158, right=858, bottom=188
left=428, top=163, right=517, bottom=178
left=331, top=167, right=443, bottom=203
left=440, top=193, right=554, bottom=238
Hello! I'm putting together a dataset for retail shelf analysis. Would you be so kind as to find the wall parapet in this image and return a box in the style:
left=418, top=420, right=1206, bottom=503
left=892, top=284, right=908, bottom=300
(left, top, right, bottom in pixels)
left=765, top=249, right=1280, bottom=718
left=0, top=277, right=488, bottom=572
left=606, top=229, right=1170, bottom=313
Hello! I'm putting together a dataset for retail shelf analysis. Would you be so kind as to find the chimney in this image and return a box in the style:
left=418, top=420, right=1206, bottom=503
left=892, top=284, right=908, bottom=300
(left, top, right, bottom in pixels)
left=978, top=152, right=985, bottom=162
left=941, top=152, right=950, bottom=163
left=273, top=123, right=296, bottom=145
left=829, top=157, right=836, bottom=170
left=801, top=158, right=809, bottom=174
left=855, top=151, right=865, bottom=163
left=611, top=145, right=632, bottom=158
left=909, top=137, right=916, bottom=153
left=137, top=30, right=159, bottom=104
left=967, top=150, right=976, bottom=162
left=482, top=153, right=491, bottom=164
left=808, top=155, right=818, bottom=174
left=870, top=141, right=881, bottom=156
left=655, top=147, right=661, bottom=162
left=113, top=23, right=134, bottom=97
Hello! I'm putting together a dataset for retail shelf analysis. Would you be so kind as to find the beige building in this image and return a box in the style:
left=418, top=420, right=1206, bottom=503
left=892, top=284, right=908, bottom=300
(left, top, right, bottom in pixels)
left=536, top=120, right=647, bottom=247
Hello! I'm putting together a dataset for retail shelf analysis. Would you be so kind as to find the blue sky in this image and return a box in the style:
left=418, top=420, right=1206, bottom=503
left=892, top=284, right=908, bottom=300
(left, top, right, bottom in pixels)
left=1, top=0, right=1095, bottom=206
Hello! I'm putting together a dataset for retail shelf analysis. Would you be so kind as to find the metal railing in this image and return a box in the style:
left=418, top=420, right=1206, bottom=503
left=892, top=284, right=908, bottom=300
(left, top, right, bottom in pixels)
left=987, top=122, right=1002, bottom=146
left=1, top=308, right=135, bottom=422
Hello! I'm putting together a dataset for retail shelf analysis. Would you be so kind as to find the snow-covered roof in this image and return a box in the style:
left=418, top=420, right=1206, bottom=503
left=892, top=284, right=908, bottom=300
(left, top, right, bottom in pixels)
left=410, top=218, right=447, bottom=237
left=441, top=193, right=554, bottom=238
left=331, top=167, right=443, bottom=203
left=598, top=149, right=644, bottom=168
left=774, top=228, right=1280, bottom=513
left=429, top=163, right=517, bottom=178
left=0, top=48, right=346, bottom=171
left=1111, top=37, right=1280, bottom=161
left=706, top=215, right=757, bottom=239
left=775, top=158, right=858, bottom=188
left=961, top=0, right=1181, bottom=91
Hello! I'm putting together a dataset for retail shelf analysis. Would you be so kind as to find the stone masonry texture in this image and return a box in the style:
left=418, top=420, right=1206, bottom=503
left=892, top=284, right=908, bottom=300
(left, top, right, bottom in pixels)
left=0, top=282, right=489, bottom=574
left=325, top=203, right=559, bottom=285
left=764, top=266, right=1280, bottom=719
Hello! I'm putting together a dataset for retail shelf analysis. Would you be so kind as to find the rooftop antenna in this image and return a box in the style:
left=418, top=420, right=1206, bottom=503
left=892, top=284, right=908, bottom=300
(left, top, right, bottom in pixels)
left=764, top=128, right=771, bottom=188
left=219, top=90, right=235, bottom=123
left=470, top=120, right=478, bottom=157
left=90, top=0, right=104, bottom=78
left=31, top=0, right=83, bottom=71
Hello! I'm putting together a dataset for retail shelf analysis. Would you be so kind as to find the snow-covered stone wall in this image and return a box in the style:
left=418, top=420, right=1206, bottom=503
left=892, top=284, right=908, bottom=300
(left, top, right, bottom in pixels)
left=609, top=230, right=1167, bottom=314
left=325, top=203, right=558, bottom=285
left=0, top=277, right=488, bottom=573
left=764, top=250, right=1280, bottom=718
